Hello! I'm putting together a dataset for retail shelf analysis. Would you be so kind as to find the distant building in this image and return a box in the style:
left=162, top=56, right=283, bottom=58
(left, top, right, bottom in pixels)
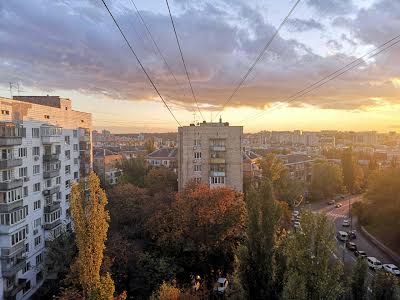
left=243, top=150, right=261, bottom=180
left=93, top=150, right=122, bottom=185
left=278, top=154, right=315, bottom=183
left=177, top=120, right=243, bottom=192
left=145, top=148, right=177, bottom=171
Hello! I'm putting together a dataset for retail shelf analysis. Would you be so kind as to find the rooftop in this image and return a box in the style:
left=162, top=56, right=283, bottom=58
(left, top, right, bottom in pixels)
left=13, top=95, right=68, bottom=108
left=147, top=147, right=177, bottom=158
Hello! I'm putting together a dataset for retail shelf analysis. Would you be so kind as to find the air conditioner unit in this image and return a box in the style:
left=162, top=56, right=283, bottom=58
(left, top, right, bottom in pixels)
left=23, top=177, right=30, bottom=182
left=34, top=155, right=39, bottom=161
left=43, top=190, right=50, bottom=196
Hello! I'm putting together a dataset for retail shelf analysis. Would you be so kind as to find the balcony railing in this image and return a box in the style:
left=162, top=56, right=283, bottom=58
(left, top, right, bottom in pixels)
left=210, top=171, right=226, bottom=177
left=0, top=179, right=23, bottom=191
left=44, top=201, right=61, bottom=214
left=1, top=241, right=25, bottom=257
left=210, top=158, right=225, bottom=164
left=41, top=136, right=61, bottom=144
left=0, top=158, right=23, bottom=170
left=1, top=257, right=26, bottom=278
left=43, top=219, right=61, bottom=230
left=43, top=185, right=60, bottom=196
left=0, top=123, right=23, bottom=146
left=210, top=145, right=226, bottom=151
left=43, top=169, right=60, bottom=179
left=0, top=199, right=23, bottom=213
left=4, top=278, right=27, bottom=298
left=43, top=153, right=60, bottom=161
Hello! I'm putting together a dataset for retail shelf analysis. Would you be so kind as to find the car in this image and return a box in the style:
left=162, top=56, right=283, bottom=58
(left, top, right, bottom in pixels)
left=293, top=221, right=301, bottom=228
left=295, top=215, right=301, bottom=221
left=340, top=195, right=345, bottom=200
left=346, top=241, right=357, bottom=251
left=337, top=231, right=348, bottom=242
left=367, top=257, right=383, bottom=271
left=342, top=219, right=350, bottom=227
left=292, top=210, right=299, bottom=217
left=383, top=264, right=400, bottom=277
left=355, top=250, right=367, bottom=259
left=347, top=230, right=357, bottom=240
left=327, top=200, right=335, bottom=205
left=214, top=278, right=228, bottom=295
left=335, top=203, right=342, bottom=208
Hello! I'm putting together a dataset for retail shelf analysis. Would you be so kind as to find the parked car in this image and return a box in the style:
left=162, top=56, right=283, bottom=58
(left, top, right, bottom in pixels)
left=327, top=200, right=335, bottom=205
left=214, top=278, right=228, bottom=295
left=367, top=257, right=383, bottom=271
left=347, top=230, right=357, bottom=240
left=292, top=210, right=299, bottom=217
left=342, top=219, right=350, bottom=227
left=335, top=203, right=342, bottom=208
left=355, top=250, right=367, bottom=259
left=383, top=264, right=400, bottom=276
left=346, top=241, right=357, bottom=251
left=337, top=231, right=348, bottom=242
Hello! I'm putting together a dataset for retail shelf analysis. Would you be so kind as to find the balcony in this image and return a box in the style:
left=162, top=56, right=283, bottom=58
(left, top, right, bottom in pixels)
left=0, top=158, right=23, bottom=170
left=41, top=136, right=61, bottom=144
left=43, top=169, right=60, bottom=179
left=0, top=123, right=23, bottom=146
left=0, top=199, right=23, bottom=213
left=1, top=241, right=25, bottom=258
left=43, top=153, right=60, bottom=162
left=1, top=257, right=26, bottom=278
left=210, top=158, right=225, bottom=164
left=79, top=135, right=90, bottom=142
left=44, top=201, right=61, bottom=213
left=210, top=171, right=226, bottom=177
left=43, top=185, right=60, bottom=196
left=4, top=278, right=27, bottom=299
left=0, top=179, right=23, bottom=191
left=210, top=145, right=226, bottom=151
left=43, top=219, right=61, bottom=230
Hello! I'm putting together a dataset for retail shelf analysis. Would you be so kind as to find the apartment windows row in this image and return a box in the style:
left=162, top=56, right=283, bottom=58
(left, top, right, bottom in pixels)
left=44, top=209, right=61, bottom=224
left=209, top=176, right=225, bottom=184
left=194, top=152, right=202, bottom=159
left=11, top=225, right=28, bottom=246
left=0, top=206, right=28, bottom=225
left=0, top=188, right=24, bottom=204
left=194, top=165, right=202, bottom=172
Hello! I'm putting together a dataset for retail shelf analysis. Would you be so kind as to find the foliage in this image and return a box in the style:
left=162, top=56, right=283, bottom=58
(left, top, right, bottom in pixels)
left=341, top=148, right=364, bottom=194
left=149, top=183, right=246, bottom=282
left=310, top=160, right=344, bottom=201
left=70, top=172, right=123, bottom=300
left=239, top=180, right=283, bottom=300
left=145, top=137, right=156, bottom=154
left=351, top=258, right=368, bottom=300
left=282, top=210, right=344, bottom=300
left=149, top=282, right=181, bottom=300
left=118, top=157, right=148, bottom=187
left=371, top=271, right=400, bottom=300
left=144, top=167, right=178, bottom=194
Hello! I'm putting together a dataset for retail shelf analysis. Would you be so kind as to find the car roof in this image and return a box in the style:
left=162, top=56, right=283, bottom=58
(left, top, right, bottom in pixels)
left=367, top=257, right=380, bottom=262
left=217, top=278, right=227, bottom=283
left=384, top=264, right=397, bottom=268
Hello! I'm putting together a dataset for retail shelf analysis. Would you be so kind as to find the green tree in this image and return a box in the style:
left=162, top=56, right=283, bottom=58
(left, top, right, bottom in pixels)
left=310, top=160, right=344, bottom=201
left=118, top=157, right=148, bottom=187
left=372, top=270, right=400, bottom=300
left=70, top=172, right=122, bottom=300
left=342, top=148, right=364, bottom=194
left=351, top=258, right=368, bottom=300
left=282, top=210, right=344, bottom=299
left=144, top=167, right=178, bottom=194
left=239, top=180, right=282, bottom=299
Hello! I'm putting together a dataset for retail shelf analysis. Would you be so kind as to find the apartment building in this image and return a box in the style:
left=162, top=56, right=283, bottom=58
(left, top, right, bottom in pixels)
left=177, top=120, right=243, bottom=192
left=93, top=150, right=122, bottom=186
left=145, top=148, right=177, bottom=171
left=0, top=96, right=91, bottom=300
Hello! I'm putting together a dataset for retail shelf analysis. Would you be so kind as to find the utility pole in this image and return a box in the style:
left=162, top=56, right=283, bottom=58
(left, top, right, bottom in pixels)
left=9, top=82, right=13, bottom=98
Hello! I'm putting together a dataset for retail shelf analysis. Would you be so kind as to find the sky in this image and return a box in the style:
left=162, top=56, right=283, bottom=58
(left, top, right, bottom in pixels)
left=0, top=0, right=399, bottom=133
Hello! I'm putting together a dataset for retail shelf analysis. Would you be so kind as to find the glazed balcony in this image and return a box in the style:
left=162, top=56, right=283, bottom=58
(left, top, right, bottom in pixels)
left=0, top=179, right=23, bottom=191
left=0, top=123, right=23, bottom=146
left=0, top=158, right=23, bottom=170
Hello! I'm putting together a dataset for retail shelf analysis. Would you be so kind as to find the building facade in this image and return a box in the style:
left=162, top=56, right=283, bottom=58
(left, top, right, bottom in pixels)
left=177, top=121, right=243, bottom=192
left=93, top=151, right=122, bottom=186
left=0, top=96, right=91, bottom=300
left=145, top=148, right=177, bottom=171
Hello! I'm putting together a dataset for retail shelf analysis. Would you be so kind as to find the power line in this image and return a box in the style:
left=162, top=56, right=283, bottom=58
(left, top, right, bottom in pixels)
left=215, top=0, right=301, bottom=120
left=241, top=36, right=400, bottom=125
left=100, top=0, right=182, bottom=127
left=165, top=0, right=205, bottom=121
left=128, top=0, right=187, bottom=99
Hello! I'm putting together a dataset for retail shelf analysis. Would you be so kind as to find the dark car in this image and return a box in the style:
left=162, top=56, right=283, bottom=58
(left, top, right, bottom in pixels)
left=347, top=230, right=357, bottom=240
left=346, top=241, right=357, bottom=251
left=355, top=250, right=367, bottom=258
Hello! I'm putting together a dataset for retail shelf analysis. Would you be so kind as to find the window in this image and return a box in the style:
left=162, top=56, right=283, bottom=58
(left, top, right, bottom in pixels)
left=65, top=180, right=70, bottom=189
left=56, top=176, right=61, bottom=185
left=0, top=206, right=28, bottom=225
left=194, top=139, right=201, bottom=146
left=65, top=150, right=70, bottom=160
left=65, top=136, right=70, bottom=145
left=44, top=209, right=61, bottom=223
left=33, top=165, right=40, bottom=175
left=73, top=144, right=78, bottom=151
left=74, top=158, right=78, bottom=165
left=1, top=110, right=9, bottom=115
left=65, top=193, right=70, bottom=202
left=23, top=262, right=31, bottom=274
left=18, top=147, right=27, bottom=158
left=32, top=128, right=40, bottom=138
left=34, top=200, right=41, bottom=210
left=46, top=179, right=52, bottom=188
left=34, top=217, right=41, bottom=228
left=210, top=176, right=225, bottom=184
left=44, top=115, right=50, bottom=119
left=0, top=188, right=23, bottom=204
left=57, top=192, right=61, bottom=200
left=34, top=236, right=41, bottom=247
left=36, top=253, right=43, bottom=265
left=32, top=146, right=40, bottom=156
left=23, top=280, right=31, bottom=294
left=73, top=130, right=78, bottom=138
left=1, top=169, right=12, bottom=181
left=194, top=152, right=202, bottom=159
left=194, top=165, right=202, bottom=172
left=74, top=171, right=78, bottom=179
left=19, top=167, right=27, bottom=178
left=65, top=165, right=70, bottom=175
left=194, top=177, right=201, bottom=183
left=33, top=183, right=40, bottom=193
left=23, top=186, right=28, bottom=197
left=11, top=226, right=28, bottom=246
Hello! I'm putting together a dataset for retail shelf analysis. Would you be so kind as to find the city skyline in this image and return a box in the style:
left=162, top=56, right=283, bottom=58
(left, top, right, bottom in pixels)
left=1, top=0, right=399, bottom=133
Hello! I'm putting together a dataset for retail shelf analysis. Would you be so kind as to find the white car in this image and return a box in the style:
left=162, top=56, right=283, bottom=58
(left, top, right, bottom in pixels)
left=383, top=264, right=400, bottom=276
left=342, top=219, right=350, bottom=227
left=367, top=257, right=383, bottom=271
left=337, top=231, right=348, bottom=242
left=214, top=278, right=228, bottom=294
left=292, top=210, right=299, bottom=217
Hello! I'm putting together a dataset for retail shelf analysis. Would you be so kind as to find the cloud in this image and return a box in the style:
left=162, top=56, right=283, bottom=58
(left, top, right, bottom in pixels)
left=327, top=39, right=343, bottom=51
left=286, top=18, right=324, bottom=32
left=306, top=0, right=356, bottom=16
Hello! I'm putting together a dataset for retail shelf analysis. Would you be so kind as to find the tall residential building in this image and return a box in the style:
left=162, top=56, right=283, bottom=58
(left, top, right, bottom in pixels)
left=177, top=121, right=243, bottom=192
left=0, top=96, right=91, bottom=300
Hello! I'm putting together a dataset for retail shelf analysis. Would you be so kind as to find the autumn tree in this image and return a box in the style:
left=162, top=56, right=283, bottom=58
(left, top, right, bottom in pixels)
left=351, top=258, right=368, bottom=300
left=145, top=137, right=156, bottom=154
left=149, top=282, right=181, bottom=300
left=372, top=270, right=400, bottom=299
left=282, top=210, right=344, bottom=299
left=118, top=157, right=148, bottom=187
left=149, top=183, right=246, bottom=280
left=69, top=172, right=123, bottom=300
left=310, top=160, right=344, bottom=201
left=239, top=180, right=283, bottom=300
left=144, top=167, right=178, bottom=194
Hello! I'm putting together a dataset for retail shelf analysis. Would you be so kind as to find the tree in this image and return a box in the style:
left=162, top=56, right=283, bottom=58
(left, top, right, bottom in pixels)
left=145, top=137, right=156, bottom=154
left=372, top=270, right=400, bottom=300
left=70, top=172, right=123, bottom=300
left=118, top=157, right=148, bottom=187
left=259, top=153, right=287, bottom=183
left=310, top=160, right=344, bottom=201
left=144, top=167, right=178, bottom=194
left=239, top=180, right=282, bottom=300
left=149, top=183, right=246, bottom=281
left=149, top=282, right=181, bottom=300
left=342, top=148, right=364, bottom=194
left=351, top=258, right=368, bottom=300
left=282, top=210, right=344, bottom=299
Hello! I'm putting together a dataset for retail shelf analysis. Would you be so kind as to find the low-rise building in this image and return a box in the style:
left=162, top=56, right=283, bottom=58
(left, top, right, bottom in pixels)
left=145, top=148, right=177, bottom=171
